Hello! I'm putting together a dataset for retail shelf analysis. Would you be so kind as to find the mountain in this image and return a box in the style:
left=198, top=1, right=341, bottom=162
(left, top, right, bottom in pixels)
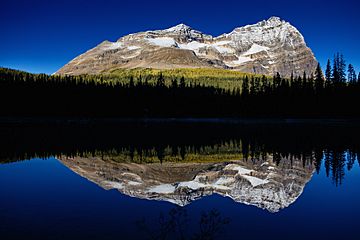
left=56, top=17, right=317, bottom=77
left=59, top=156, right=314, bottom=213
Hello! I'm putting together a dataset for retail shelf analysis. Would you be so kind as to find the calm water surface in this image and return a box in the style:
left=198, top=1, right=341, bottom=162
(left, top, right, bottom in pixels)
left=0, top=121, right=360, bottom=240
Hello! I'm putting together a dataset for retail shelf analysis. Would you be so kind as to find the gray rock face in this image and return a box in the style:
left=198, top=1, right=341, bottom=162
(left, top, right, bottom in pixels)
left=56, top=17, right=317, bottom=77
left=58, top=155, right=314, bottom=213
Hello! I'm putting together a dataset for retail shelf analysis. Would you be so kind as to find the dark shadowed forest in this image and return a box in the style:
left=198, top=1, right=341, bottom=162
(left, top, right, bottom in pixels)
left=0, top=53, right=359, bottom=118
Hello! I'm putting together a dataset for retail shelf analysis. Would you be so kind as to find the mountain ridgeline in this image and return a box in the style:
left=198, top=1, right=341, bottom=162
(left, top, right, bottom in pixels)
left=56, top=17, right=317, bottom=77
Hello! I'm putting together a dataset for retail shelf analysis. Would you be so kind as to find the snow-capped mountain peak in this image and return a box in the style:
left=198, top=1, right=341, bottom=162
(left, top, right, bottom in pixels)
left=56, top=17, right=317, bottom=77
left=165, top=23, right=193, bottom=32
left=266, top=16, right=284, bottom=25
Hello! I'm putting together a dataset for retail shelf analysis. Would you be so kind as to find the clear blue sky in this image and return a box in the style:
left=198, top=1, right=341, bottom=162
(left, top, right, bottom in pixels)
left=1, top=0, right=359, bottom=74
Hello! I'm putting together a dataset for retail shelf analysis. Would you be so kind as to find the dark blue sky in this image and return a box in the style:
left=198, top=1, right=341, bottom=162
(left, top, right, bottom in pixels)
left=1, top=0, right=359, bottom=74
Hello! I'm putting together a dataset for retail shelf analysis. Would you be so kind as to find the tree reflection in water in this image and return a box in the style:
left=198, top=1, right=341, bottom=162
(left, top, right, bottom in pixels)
left=0, top=121, right=359, bottom=187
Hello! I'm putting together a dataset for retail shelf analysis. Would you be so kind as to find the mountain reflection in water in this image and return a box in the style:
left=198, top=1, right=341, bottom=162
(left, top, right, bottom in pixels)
left=59, top=154, right=314, bottom=212
left=1, top=121, right=359, bottom=211
left=1, top=121, right=360, bottom=240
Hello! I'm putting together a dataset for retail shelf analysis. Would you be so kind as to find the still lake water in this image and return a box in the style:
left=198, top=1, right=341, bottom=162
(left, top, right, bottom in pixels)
left=1, top=121, right=360, bottom=240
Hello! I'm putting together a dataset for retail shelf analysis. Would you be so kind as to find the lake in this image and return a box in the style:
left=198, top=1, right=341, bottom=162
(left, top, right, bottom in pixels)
left=1, top=120, right=360, bottom=240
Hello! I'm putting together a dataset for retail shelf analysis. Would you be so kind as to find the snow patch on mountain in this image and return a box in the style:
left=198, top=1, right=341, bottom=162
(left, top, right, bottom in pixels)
left=146, top=37, right=177, bottom=47
left=225, top=164, right=252, bottom=174
left=213, top=45, right=234, bottom=54
left=242, top=175, right=270, bottom=187
left=146, top=164, right=268, bottom=195
left=230, top=56, right=253, bottom=65
left=127, top=46, right=141, bottom=50
left=147, top=184, right=176, bottom=194
left=177, top=177, right=231, bottom=191
left=178, top=41, right=206, bottom=51
left=104, top=181, right=124, bottom=189
left=244, top=44, right=269, bottom=55
left=104, top=42, right=124, bottom=50
left=178, top=41, right=234, bottom=54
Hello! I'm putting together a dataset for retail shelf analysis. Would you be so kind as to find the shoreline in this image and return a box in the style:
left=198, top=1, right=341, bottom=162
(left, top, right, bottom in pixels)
left=1, top=117, right=360, bottom=125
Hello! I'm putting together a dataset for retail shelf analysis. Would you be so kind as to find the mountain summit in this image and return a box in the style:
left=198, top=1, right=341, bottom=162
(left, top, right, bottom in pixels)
left=165, top=23, right=192, bottom=32
left=56, top=17, right=317, bottom=77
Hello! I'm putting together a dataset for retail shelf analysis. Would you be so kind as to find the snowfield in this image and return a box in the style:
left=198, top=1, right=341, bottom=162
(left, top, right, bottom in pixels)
left=146, top=37, right=177, bottom=47
left=244, top=43, right=269, bottom=55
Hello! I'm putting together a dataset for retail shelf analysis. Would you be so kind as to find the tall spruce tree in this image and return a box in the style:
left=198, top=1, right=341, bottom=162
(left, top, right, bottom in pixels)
left=250, top=76, right=255, bottom=95
left=289, top=72, right=294, bottom=90
left=137, top=75, right=143, bottom=87
left=339, top=54, right=347, bottom=83
left=242, top=76, right=249, bottom=96
left=254, top=77, right=260, bottom=94
left=179, top=76, right=186, bottom=88
left=274, top=72, right=281, bottom=88
left=315, top=63, right=324, bottom=91
left=171, top=78, right=178, bottom=88
left=347, top=64, right=356, bottom=84
left=129, top=76, right=134, bottom=88
left=157, top=73, right=165, bottom=87
left=332, top=53, right=340, bottom=84
left=325, top=59, right=332, bottom=82
left=303, top=71, right=307, bottom=88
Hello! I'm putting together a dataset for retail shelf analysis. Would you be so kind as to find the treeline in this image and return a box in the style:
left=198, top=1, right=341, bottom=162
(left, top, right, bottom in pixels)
left=107, top=67, right=262, bottom=90
left=0, top=67, right=239, bottom=117
left=0, top=54, right=359, bottom=118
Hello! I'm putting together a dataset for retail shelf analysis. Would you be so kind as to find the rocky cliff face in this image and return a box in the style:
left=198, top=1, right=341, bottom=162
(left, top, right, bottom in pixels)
left=58, top=156, right=314, bottom=213
left=56, top=17, right=317, bottom=77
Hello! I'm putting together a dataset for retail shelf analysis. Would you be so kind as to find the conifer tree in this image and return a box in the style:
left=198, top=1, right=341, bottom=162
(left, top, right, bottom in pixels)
left=302, top=71, right=307, bottom=88
left=180, top=76, right=186, bottom=88
left=315, top=63, right=324, bottom=91
left=261, top=75, right=268, bottom=92
left=156, top=73, right=165, bottom=87
left=171, top=78, right=178, bottom=88
left=129, top=76, right=134, bottom=87
left=250, top=76, right=255, bottom=95
left=274, top=72, right=281, bottom=88
left=296, top=75, right=302, bottom=90
left=254, top=77, right=260, bottom=94
left=242, top=76, right=249, bottom=96
left=339, top=54, right=347, bottom=83
left=137, top=75, right=143, bottom=87
left=332, top=53, right=340, bottom=84
left=347, top=64, right=356, bottom=84
left=290, top=71, right=294, bottom=86
left=325, top=59, right=332, bottom=82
